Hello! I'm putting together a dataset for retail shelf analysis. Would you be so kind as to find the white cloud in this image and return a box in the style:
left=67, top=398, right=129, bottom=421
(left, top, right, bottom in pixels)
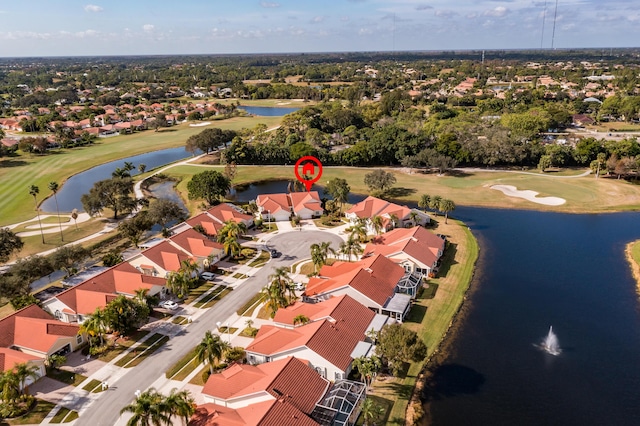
left=311, top=15, right=325, bottom=23
left=143, top=24, right=155, bottom=32
left=485, top=6, right=509, bottom=17
left=75, top=29, right=98, bottom=38
left=260, top=1, right=280, bottom=8
left=84, top=4, right=103, bottom=13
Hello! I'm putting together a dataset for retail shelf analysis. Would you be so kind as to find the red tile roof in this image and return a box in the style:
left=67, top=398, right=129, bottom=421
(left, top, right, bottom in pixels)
left=170, top=228, right=224, bottom=257
left=345, top=196, right=412, bottom=221
left=256, top=193, right=291, bottom=214
left=363, top=227, right=444, bottom=269
left=246, top=319, right=369, bottom=371
left=141, top=240, right=191, bottom=272
left=207, top=203, right=253, bottom=224
left=305, top=254, right=404, bottom=306
left=0, top=305, right=80, bottom=355
left=288, top=192, right=323, bottom=215
left=189, top=400, right=320, bottom=426
left=273, top=295, right=374, bottom=329
left=186, top=212, right=225, bottom=237
left=202, top=357, right=329, bottom=413
left=0, top=348, right=42, bottom=373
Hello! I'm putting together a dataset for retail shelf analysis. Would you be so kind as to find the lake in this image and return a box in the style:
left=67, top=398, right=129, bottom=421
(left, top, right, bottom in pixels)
left=239, top=105, right=300, bottom=116
left=425, top=207, right=640, bottom=425
left=40, top=146, right=195, bottom=213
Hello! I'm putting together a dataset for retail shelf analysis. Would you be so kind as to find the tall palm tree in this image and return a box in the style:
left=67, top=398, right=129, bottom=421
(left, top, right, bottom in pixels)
left=179, top=259, right=199, bottom=280
left=311, top=241, right=336, bottom=272
left=79, top=307, right=109, bottom=347
left=29, top=185, right=45, bottom=244
left=370, top=215, right=384, bottom=236
left=340, top=236, right=363, bottom=261
left=13, top=362, right=39, bottom=395
left=429, top=195, right=442, bottom=216
left=388, top=213, right=400, bottom=229
left=418, top=194, right=431, bottom=212
left=408, top=211, right=420, bottom=227
left=360, top=397, right=385, bottom=426
left=120, top=388, right=170, bottom=426
left=349, top=220, right=367, bottom=243
left=138, top=163, right=147, bottom=174
left=263, top=267, right=296, bottom=317
left=0, top=370, right=20, bottom=403
left=164, top=388, right=195, bottom=425
left=439, top=199, right=456, bottom=224
left=262, top=283, right=288, bottom=318
left=166, top=271, right=191, bottom=299
left=195, top=331, right=230, bottom=374
left=48, top=181, right=64, bottom=242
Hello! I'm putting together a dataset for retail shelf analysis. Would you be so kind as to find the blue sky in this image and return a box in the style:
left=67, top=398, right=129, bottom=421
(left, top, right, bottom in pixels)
left=0, top=0, right=637, bottom=57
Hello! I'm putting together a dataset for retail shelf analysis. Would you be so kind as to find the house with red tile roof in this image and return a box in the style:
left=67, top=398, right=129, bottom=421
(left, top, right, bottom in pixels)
left=185, top=212, right=226, bottom=237
left=303, top=254, right=418, bottom=321
left=207, top=203, right=254, bottom=228
left=363, top=226, right=445, bottom=276
left=256, top=192, right=324, bottom=221
left=189, top=400, right=321, bottom=426
left=202, top=357, right=329, bottom=410
left=0, top=348, right=46, bottom=388
left=0, top=305, right=82, bottom=373
left=256, top=193, right=292, bottom=222
left=42, top=263, right=167, bottom=323
left=273, top=294, right=390, bottom=334
left=169, top=228, right=225, bottom=265
left=345, top=196, right=429, bottom=234
left=127, top=240, right=194, bottom=278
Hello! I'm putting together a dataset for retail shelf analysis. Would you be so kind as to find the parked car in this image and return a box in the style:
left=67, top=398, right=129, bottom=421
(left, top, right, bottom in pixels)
left=200, top=272, right=215, bottom=281
left=161, top=300, right=179, bottom=310
left=270, top=249, right=282, bottom=258
left=294, top=282, right=305, bottom=291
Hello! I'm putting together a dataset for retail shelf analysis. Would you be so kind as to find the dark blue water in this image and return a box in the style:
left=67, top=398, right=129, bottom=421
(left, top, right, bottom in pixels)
left=239, top=105, right=300, bottom=116
left=40, top=147, right=195, bottom=213
left=426, top=207, right=640, bottom=426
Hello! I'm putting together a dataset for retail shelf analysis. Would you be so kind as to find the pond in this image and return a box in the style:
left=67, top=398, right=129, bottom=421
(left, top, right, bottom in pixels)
left=40, top=147, right=196, bottom=213
left=238, top=105, right=300, bottom=116
left=425, top=207, right=640, bottom=425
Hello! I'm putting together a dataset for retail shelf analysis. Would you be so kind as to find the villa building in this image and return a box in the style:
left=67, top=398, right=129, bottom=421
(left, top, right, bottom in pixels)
left=256, top=192, right=323, bottom=222
left=344, top=196, right=429, bottom=234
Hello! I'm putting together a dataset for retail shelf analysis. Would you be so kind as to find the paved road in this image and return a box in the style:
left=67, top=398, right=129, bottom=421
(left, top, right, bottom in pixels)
left=75, top=230, right=344, bottom=426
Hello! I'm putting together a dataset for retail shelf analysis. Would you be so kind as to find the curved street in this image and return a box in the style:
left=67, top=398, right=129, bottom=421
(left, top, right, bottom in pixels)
left=75, top=227, right=345, bottom=426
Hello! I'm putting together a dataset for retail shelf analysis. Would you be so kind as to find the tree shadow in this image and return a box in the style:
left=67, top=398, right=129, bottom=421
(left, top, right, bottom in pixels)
left=0, top=158, right=28, bottom=168
left=384, top=187, right=416, bottom=198
left=422, top=363, right=485, bottom=401
left=446, top=169, right=474, bottom=178
left=405, top=304, right=427, bottom=324
left=157, top=129, right=178, bottom=133
left=435, top=243, right=458, bottom=278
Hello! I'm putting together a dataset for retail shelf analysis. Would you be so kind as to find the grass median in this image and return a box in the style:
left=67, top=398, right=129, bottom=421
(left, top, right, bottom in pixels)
left=194, top=286, right=232, bottom=309
left=115, top=333, right=169, bottom=368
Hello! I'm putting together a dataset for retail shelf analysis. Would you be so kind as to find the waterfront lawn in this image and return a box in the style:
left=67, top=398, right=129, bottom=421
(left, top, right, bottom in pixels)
left=631, top=240, right=640, bottom=267
left=368, top=218, right=479, bottom=425
left=0, top=115, right=281, bottom=226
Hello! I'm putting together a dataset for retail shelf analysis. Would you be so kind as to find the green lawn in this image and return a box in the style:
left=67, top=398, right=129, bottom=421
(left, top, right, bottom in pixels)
left=166, top=348, right=200, bottom=380
left=631, top=240, right=640, bottom=267
left=115, top=333, right=169, bottom=368
left=247, top=250, right=270, bottom=267
left=81, top=378, right=106, bottom=393
left=183, top=281, right=216, bottom=304
left=46, top=368, right=88, bottom=387
left=90, top=330, right=150, bottom=363
left=194, top=286, right=232, bottom=309
left=0, top=115, right=281, bottom=227
left=236, top=292, right=265, bottom=316
left=49, top=407, right=79, bottom=423
left=3, top=399, right=55, bottom=425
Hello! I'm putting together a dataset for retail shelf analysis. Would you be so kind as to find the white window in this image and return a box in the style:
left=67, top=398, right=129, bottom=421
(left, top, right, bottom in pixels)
left=54, top=310, right=62, bottom=320
left=334, top=371, right=343, bottom=380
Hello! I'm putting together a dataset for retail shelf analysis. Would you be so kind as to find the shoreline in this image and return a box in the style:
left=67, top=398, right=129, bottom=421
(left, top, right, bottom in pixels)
left=624, top=241, right=640, bottom=294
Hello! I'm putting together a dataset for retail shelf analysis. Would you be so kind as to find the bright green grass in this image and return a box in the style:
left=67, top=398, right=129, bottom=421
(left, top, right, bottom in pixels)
left=236, top=292, right=265, bottom=316
left=115, top=334, right=170, bottom=368
left=165, top=348, right=199, bottom=380
left=82, top=379, right=105, bottom=393
left=50, top=407, right=79, bottom=423
left=0, top=115, right=281, bottom=226
left=194, top=287, right=232, bottom=309
left=631, top=240, right=640, bottom=267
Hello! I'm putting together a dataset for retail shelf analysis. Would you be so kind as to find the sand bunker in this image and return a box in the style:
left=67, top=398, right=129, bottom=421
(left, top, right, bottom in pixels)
left=189, top=122, right=211, bottom=127
left=490, top=185, right=566, bottom=206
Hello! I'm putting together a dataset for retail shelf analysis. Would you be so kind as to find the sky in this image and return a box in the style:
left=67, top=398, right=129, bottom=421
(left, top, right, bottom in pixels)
left=0, top=0, right=638, bottom=57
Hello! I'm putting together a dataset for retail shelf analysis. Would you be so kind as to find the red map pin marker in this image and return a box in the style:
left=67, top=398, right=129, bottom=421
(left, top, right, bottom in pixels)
left=294, top=156, right=323, bottom=192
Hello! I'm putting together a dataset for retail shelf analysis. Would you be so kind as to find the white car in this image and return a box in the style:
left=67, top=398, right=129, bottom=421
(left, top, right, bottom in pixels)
left=200, top=272, right=215, bottom=281
left=161, top=300, right=179, bottom=310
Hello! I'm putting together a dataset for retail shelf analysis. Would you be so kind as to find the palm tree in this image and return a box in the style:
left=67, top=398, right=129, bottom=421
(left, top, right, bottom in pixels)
left=167, top=271, right=191, bottom=299
left=164, top=388, right=195, bottom=425
left=408, top=211, right=420, bottom=227
left=48, top=181, right=64, bottom=241
left=349, top=220, right=368, bottom=243
left=370, top=215, right=384, bottom=236
left=262, top=267, right=296, bottom=317
left=138, top=163, right=147, bottom=174
left=352, top=355, right=381, bottom=389
left=429, top=195, right=442, bottom=216
left=418, top=194, right=431, bottom=212
left=360, top=397, right=385, bottom=426
left=262, top=283, right=287, bottom=318
left=179, top=259, right=199, bottom=279
left=311, top=242, right=335, bottom=272
left=217, top=220, right=247, bottom=258
left=439, top=199, right=456, bottom=224
left=79, top=307, right=109, bottom=347
left=0, top=370, right=20, bottom=403
left=29, top=185, right=45, bottom=244
left=120, top=388, right=170, bottom=426
left=13, top=362, right=39, bottom=395
left=195, top=331, right=230, bottom=374
left=340, top=236, right=363, bottom=261
left=388, top=213, right=400, bottom=229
